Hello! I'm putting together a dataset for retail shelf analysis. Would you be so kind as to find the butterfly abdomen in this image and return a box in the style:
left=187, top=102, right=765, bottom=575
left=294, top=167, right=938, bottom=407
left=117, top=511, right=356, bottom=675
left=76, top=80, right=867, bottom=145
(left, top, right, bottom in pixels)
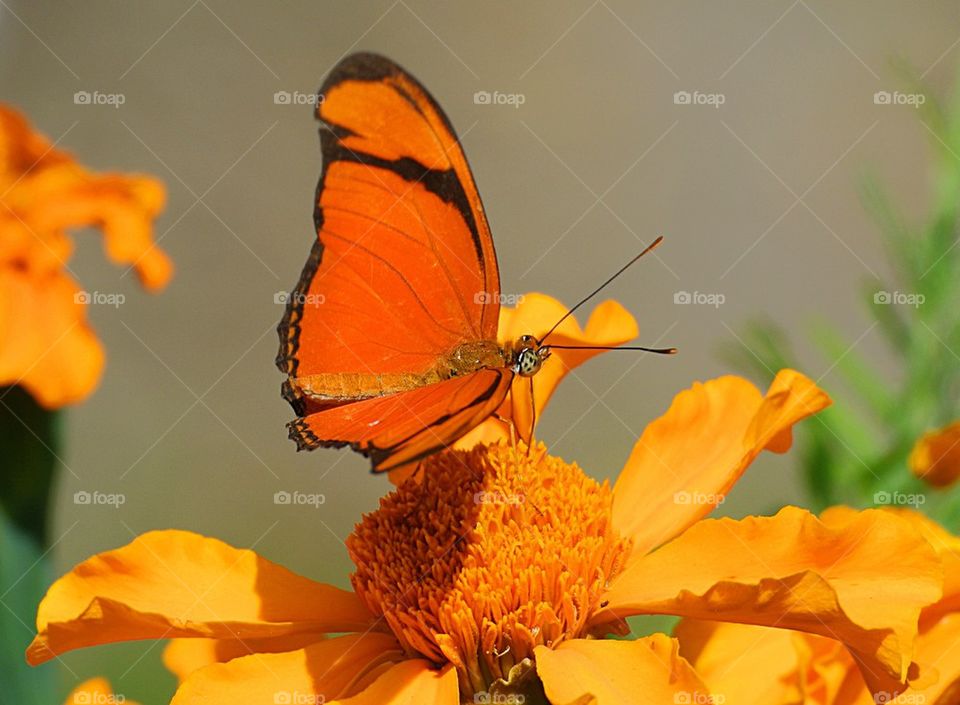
left=445, top=339, right=505, bottom=375
left=294, top=371, right=445, bottom=403
left=291, top=340, right=506, bottom=406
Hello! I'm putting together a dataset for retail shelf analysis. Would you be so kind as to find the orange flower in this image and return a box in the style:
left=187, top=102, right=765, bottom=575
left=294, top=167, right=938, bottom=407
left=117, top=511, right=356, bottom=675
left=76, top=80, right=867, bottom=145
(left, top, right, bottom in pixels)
left=26, top=357, right=945, bottom=703
left=676, top=507, right=960, bottom=705
left=909, top=420, right=960, bottom=488
left=64, top=678, right=140, bottom=705
left=0, top=105, right=171, bottom=408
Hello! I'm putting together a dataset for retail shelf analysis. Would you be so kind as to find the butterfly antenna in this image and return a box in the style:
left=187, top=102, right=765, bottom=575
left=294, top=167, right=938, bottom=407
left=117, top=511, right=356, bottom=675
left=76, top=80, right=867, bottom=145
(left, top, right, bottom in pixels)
left=539, top=236, right=665, bottom=345
left=546, top=344, right=677, bottom=355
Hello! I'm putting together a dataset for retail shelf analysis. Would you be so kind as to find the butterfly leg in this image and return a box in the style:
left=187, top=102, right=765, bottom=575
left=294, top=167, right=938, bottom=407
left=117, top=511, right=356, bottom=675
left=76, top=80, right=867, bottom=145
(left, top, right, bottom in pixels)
left=525, top=376, right=536, bottom=458
left=493, top=411, right=518, bottom=452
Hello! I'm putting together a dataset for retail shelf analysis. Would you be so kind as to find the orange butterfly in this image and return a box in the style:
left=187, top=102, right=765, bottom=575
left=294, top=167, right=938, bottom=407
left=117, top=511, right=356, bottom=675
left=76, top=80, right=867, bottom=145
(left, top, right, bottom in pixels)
left=276, top=53, right=670, bottom=473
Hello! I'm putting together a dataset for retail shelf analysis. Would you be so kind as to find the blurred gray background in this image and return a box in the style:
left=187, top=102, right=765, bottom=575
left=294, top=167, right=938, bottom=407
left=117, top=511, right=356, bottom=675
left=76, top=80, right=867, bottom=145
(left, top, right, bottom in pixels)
left=2, top=0, right=958, bottom=699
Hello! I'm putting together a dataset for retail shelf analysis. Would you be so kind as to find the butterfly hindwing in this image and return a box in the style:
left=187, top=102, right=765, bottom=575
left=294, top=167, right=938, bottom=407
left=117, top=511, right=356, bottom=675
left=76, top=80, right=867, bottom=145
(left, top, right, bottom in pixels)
left=288, top=369, right=512, bottom=473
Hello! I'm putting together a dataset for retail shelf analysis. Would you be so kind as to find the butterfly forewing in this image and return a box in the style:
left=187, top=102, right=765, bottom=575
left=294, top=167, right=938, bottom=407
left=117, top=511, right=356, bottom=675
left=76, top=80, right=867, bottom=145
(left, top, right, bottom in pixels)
left=277, top=53, right=509, bottom=471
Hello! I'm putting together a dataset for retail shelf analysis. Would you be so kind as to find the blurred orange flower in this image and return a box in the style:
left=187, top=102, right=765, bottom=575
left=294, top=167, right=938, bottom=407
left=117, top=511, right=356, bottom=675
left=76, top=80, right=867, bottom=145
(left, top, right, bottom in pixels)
left=0, top=105, right=171, bottom=408
left=25, top=362, right=946, bottom=704
left=64, top=677, right=140, bottom=705
left=910, top=420, right=960, bottom=488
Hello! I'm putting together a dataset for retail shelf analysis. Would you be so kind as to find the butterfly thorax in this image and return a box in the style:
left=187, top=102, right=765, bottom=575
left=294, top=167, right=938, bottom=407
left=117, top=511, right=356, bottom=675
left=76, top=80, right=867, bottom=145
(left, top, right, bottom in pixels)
left=446, top=335, right=551, bottom=378
left=443, top=339, right=506, bottom=377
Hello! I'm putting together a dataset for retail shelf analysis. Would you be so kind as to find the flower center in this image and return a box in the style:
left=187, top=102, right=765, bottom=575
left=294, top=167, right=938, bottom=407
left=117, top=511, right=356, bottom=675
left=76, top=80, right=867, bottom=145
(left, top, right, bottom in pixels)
left=347, top=442, right=632, bottom=698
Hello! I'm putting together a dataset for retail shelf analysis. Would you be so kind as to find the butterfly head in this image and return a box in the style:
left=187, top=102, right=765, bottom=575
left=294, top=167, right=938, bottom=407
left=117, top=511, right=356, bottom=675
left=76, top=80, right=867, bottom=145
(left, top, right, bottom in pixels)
left=513, top=335, right=551, bottom=377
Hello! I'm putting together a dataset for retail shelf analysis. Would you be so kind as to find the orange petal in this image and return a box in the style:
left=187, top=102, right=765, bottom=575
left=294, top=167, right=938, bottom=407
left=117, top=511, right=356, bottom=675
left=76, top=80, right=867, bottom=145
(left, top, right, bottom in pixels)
left=674, top=620, right=804, bottom=705
left=385, top=462, right=421, bottom=487
left=503, top=294, right=638, bottom=442
left=65, top=677, right=142, bottom=705
left=163, top=633, right=328, bottom=683
left=28, top=530, right=377, bottom=664
left=613, top=369, right=831, bottom=555
left=595, top=506, right=941, bottom=697
left=823, top=505, right=960, bottom=628
left=337, top=660, right=458, bottom=704
left=674, top=620, right=876, bottom=705
left=169, top=633, right=410, bottom=705
left=534, top=634, right=711, bottom=705
left=909, top=421, right=960, bottom=488
left=0, top=269, right=104, bottom=409
left=453, top=418, right=512, bottom=453
left=676, top=617, right=959, bottom=705
left=911, top=613, right=960, bottom=705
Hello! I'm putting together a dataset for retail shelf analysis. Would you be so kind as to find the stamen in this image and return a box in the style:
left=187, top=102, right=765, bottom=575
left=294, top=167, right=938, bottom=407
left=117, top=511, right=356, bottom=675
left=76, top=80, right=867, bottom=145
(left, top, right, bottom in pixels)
left=347, top=442, right=633, bottom=699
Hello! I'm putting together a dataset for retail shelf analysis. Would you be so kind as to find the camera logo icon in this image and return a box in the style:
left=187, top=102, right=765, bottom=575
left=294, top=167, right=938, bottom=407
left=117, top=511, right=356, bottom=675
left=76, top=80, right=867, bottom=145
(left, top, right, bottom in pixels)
left=473, top=90, right=491, bottom=105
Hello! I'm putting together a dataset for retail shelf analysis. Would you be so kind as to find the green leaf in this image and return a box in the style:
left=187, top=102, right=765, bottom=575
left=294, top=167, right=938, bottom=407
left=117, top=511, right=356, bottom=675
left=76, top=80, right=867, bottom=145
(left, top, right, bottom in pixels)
left=0, top=509, right=60, bottom=705
left=0, top=386, right=60, bottom=546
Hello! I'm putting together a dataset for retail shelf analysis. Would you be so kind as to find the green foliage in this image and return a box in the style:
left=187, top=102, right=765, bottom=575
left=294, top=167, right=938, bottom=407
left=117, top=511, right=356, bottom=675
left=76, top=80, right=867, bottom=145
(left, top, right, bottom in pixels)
left=0, top=387, right=64, bottom=701
left=725, top=68, right=960, bottom=523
